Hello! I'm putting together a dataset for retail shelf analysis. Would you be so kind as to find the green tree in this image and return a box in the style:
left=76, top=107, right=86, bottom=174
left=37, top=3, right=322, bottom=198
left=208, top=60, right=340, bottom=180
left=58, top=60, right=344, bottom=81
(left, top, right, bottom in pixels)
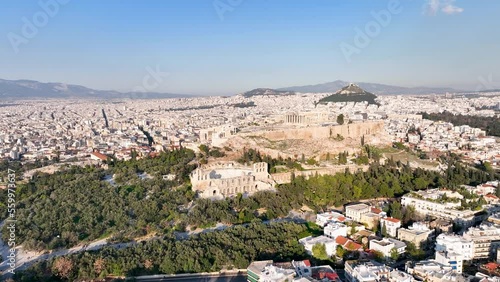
left=372, top=220, right=379, bottom=234
left=381, top=222, right=387, bottom=237
left=312, top=243, right=329, bottom=260
left=389, top=202, right=403, bottom=220
left=336, top=245, right=346, bottom=258
left=403, top=205, right=416, bottom=225
left=406, top=242, right=425, bottom=260
left=307, top=158, right=317, bottom=166
left=338, top=152, right=348, bottom=164
left=372, top=250, right=384, bottom=262
left=350, top=223, right=357, bottom=235
left=337, top=114, right=345, bottom=125
left=198, top=144, right=209, bottom=155
left=390, top=248, right=399, bottom=261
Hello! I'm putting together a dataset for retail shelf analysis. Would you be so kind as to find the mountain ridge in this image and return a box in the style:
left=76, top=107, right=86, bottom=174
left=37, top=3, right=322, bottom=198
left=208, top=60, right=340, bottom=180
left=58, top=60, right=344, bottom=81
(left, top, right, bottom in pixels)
left=240, top=88, right=295, bottom=97
left=0, top=78, right=193, bottom=99
left=278, top=80, right=459, bottom=95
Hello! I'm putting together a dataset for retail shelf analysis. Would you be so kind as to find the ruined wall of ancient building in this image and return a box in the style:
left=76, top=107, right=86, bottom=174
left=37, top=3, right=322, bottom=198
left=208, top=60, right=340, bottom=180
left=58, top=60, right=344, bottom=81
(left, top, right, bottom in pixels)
left=190, top=161, right=274, bottom=198
left=256, top=121, right=384, bottom=141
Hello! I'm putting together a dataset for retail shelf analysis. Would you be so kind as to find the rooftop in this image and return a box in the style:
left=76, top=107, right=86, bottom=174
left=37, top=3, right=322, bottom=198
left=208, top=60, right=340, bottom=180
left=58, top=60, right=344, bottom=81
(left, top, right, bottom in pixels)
left=346, top=203, right=371, bottom=211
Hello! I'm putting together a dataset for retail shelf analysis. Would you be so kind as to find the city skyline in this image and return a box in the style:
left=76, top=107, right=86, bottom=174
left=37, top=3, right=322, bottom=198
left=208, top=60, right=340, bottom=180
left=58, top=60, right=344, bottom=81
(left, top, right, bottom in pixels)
left=1, top=0, right=500, bottom=95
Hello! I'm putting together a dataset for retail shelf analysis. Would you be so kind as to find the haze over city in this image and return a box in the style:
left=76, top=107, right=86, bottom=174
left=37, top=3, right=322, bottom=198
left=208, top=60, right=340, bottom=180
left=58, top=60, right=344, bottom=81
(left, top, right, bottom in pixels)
left=1, top=1, right=500, bottom=282
left=1, top=0, right=500, bottom=95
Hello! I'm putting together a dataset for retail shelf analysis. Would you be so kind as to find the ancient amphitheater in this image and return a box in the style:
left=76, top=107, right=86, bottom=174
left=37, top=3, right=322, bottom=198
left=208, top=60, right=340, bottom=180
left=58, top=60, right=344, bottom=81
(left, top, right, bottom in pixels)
left=190, top=161, right=276, bottom=199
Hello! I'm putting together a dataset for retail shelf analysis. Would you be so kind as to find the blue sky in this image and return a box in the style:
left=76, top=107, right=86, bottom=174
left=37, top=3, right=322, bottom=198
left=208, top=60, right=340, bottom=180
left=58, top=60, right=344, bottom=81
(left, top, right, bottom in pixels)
left=1, top=0, right=499, bottom=95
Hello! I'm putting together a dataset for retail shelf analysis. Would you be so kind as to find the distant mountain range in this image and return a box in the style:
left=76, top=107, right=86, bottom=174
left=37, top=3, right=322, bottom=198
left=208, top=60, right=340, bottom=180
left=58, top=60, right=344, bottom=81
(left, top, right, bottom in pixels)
left=0, top=78, right=470, bottom=99
left=278, top=80, right=459, bottom=95
left=241, top=88, right=296, bottom=98
left=317, top=83, right=379, bottom=105
left=0, top=79, right=192, bottom=99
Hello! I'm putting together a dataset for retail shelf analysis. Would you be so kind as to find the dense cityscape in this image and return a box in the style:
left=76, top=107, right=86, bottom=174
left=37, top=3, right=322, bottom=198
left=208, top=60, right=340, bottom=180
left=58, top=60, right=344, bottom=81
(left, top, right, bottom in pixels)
left=1, top=1, right=500, bottom=282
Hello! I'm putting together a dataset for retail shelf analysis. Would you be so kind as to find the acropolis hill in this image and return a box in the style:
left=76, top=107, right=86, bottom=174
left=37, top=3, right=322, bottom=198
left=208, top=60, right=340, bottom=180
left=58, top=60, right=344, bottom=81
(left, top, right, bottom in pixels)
left=229, top=121, right=389, bottom=159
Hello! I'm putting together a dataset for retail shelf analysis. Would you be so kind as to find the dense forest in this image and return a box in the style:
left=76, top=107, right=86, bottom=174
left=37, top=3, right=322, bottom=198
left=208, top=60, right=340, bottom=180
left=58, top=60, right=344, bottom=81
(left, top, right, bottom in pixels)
left=421, top=111, right=500, bottom=137
left=0, top=149, right=197, bottom=250
left=13, top=222, right=308, bottom=281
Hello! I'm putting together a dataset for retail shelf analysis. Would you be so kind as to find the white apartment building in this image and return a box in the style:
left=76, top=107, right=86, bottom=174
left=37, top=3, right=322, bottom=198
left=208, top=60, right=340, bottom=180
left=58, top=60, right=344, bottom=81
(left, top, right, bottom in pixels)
left=435, top=251, right=465, bottom=274
left=324, top=222, right=348, bottom=239
left=345, top=260, right=413, bottom=282
left=435, top=234, right=474, bottom=260
left=299, top=236, right=337, bottom=258
left=345, top=260, right=391, bottom=282
left=380, top=217, right=401, bottom=237
left=463, top=223, right=500, bottom=259
left=316, top=211, right=350, bottom=227
left=247, top=260, right=296, bottom=282
left=401, top=190, right=477, bottom=227
left=406, top=260, right=464, bottom=282
left=346, top=204, right=371, bottom=223
left=370, top=238, right=407, bottom=257
left=401, top=190, right=462, bottom=213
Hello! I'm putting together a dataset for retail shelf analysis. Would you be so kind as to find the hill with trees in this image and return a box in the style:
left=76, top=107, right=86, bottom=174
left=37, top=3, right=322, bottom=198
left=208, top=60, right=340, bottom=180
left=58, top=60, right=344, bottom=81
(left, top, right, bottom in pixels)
left=13, top=222, right=308, bottom=281
left=317, top=83, right=379, bottom=105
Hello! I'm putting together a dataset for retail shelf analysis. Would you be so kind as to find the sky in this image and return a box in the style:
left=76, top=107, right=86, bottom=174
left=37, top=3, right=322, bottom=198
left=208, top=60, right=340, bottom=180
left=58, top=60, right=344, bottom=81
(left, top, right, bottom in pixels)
left=0, top=0, right=499, bottom=95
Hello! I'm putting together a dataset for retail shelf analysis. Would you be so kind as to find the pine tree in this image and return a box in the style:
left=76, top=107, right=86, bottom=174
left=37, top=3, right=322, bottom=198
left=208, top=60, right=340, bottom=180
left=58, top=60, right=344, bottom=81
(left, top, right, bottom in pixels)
left=381, top=222, right=387, bottom=237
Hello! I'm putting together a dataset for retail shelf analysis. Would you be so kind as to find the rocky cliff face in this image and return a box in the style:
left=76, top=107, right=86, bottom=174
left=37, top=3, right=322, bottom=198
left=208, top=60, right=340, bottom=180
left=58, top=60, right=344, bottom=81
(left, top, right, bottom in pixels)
left=335, top=83, right=370, bottom=95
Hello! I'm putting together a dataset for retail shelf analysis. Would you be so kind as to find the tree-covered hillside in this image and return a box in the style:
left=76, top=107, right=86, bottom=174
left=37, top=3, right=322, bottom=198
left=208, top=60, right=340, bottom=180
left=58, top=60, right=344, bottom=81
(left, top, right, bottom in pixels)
left=14, top=222, right=308, bottom=281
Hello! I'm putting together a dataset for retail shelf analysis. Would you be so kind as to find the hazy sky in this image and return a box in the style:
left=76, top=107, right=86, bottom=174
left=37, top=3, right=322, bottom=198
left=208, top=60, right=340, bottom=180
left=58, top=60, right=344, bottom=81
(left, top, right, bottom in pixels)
left=1, top=0, right=499, bottom=95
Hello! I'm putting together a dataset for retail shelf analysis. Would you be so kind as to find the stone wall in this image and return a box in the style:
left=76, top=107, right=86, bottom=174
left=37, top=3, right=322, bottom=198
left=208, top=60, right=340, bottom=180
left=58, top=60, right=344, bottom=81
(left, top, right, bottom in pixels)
left=190, top=161, right=274, bottom=198
left=247, top=121, right=384, bottom=141
left=272, top=165, right=369, bottom=184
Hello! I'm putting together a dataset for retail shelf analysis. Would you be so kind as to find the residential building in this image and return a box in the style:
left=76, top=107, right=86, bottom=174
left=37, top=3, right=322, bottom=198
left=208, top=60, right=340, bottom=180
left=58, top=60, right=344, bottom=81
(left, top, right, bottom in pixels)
left=336, top=236, right=363, bottom=252
left=345, top=260, right=392, bottom=282
left=406, top=260, right=464, bottom=282
left=478, top=263, right=500, bottom=279
left=292, top=260, right=341, bottom=282
left=435, top=251, right=465, bottom=274
left=360, top=213, right=381, bottom=231
left=299, top=236, right=337, bottom=257
left=401, top=190, right=477, bottom=227
left=488, top=213, right=500, bottom=225
left=247, top=260, right=296, bottom=282
left=380, top=217, right=401, bottom=237
left=90, top=150, right=108, bottom=162
left=346, top=204, right=371, bottom=223
left=397, top=222, right=434, bottom=248
left=464, top=223, right=500, bottom=259
left=369, top=238, right=406, bottom=257
left=435, top=234, right=474, bottom=260
left=316, top=211, right=350, bottom=227
left=324, top=223, right=348, bottom=239
left=429, top=218, right=453, bottom=233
